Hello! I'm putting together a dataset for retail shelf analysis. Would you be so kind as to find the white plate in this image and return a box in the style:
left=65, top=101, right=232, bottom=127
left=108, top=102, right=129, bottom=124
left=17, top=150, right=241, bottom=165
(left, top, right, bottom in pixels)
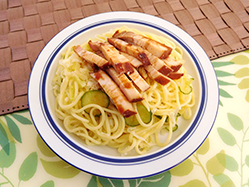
left=28, top=12, right=219, bottom=179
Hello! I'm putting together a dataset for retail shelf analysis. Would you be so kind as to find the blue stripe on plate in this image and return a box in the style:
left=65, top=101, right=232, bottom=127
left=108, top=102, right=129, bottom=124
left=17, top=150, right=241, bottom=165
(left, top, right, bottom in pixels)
left=39, top=19, right=207, bottom=165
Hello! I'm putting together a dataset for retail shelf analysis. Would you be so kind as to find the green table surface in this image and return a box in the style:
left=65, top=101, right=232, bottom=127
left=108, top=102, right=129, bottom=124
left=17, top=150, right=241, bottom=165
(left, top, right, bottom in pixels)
left=1, top=50, right=249, bottom=187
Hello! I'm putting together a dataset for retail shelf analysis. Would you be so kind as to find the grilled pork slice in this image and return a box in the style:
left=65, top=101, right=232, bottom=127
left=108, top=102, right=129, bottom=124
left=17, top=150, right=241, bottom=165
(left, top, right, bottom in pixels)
left=167, top=72, right=184, bottom=80
left=163, top=57, right=182, bottom=72
left=138, top=66, right=148, bottom=79
left=73, top=45, right=110, bottom=69
left=90, top=69, right=136, bottom=117
left=108, top=38, right=173, bottom=76
left=144, top=65, right=170, bottom=85
left=108, top=38, right=150, bottom=66
left=119, top=52, right=143, bottom=67
left=147, top=51, right=173, bottom=75
left=113, top=30, right=172, bottom=59
left=88, top=40, right=100, bottom=52
left=106, top=67, right=143, bottom=102
left=126, top=66, right=150, bottom=92
left=89, top=40, right=133, bottom=74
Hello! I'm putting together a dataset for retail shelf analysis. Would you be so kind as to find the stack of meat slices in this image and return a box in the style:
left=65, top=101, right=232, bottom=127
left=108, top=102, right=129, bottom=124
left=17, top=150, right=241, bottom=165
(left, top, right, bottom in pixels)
left=73, top=30, right=183, bottom=117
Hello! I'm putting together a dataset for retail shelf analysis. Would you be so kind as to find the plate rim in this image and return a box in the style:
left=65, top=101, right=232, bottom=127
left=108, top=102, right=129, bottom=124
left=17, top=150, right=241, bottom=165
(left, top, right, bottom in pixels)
left=28, top=11, right=219, bottom=179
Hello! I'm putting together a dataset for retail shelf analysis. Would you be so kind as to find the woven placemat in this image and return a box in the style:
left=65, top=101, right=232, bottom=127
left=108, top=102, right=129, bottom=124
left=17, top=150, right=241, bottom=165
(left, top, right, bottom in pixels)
left=1, top=0, right=249, bottom=115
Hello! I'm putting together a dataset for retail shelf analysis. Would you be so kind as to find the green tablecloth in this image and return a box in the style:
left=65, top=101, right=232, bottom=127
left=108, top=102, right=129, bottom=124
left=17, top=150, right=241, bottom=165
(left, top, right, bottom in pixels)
left=1, top=50, right=249, bottom=187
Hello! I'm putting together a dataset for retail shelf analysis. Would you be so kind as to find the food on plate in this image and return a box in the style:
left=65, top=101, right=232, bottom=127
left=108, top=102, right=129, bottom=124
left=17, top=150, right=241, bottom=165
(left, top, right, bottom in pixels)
left=52, top=26, right=195, bottom=155
left=90, top=69, right=137, bottom=117
left=112, top=30, right=172, bottom=59
left=108, top=38, right=173, bottom=75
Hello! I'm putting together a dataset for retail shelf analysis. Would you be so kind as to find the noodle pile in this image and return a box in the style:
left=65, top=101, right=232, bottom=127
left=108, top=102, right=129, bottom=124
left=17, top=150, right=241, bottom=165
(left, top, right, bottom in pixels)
left=52, top=26, right=195, bottom=155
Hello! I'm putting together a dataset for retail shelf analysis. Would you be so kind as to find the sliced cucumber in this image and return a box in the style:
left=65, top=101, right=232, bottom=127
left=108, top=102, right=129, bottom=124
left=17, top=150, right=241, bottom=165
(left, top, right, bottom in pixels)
left=125, top=115, right=139, bottom=127
left=178, top=77, right=194, bottom=95
left=179, top=85, right=192, bottom=95
left=125, top=104, right=152, bottom=127
left=81, top=90, right=110, bottom=116
left=166, top=124, right=178, bottom=132
left=156, top=113, right=180, bottom=132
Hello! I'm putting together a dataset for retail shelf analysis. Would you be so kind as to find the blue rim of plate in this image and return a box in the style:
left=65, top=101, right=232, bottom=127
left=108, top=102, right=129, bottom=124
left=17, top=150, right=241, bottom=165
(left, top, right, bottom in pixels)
left=37, top=18, right=207, bottom=166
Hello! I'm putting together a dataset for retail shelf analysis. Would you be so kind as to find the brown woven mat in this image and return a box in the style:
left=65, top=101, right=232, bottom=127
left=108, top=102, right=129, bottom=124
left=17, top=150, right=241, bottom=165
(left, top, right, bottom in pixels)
left=1, top=0, right=249, bottom=115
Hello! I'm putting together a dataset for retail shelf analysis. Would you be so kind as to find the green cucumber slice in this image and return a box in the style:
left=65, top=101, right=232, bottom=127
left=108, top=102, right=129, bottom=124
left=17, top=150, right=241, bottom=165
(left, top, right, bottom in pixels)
left=166, top=124, right=178, bottom=132
left=178, top=77, right=194, bottom=95
left=156, top=113, right=180, bottom=132
left=81, top=90, right=110, bottom=116
left=179, top=85, right=193, bottom=95
left=125, top=104, right=152, bottom=127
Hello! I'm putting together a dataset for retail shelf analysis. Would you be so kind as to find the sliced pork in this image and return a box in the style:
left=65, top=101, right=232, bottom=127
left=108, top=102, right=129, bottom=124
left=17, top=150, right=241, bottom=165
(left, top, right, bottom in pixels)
left=106, top=67, right=143, bottom=102
left=89, top=40, right=133, bottom=74
left=90, top=69, right=136, bottom=117
left=126, top=66, right=150, bottom=92
left=113, top=30, right=172, bottom=59
left=108, top=38, right=173, bottom=75
left=144, top=65, right=170, bottom=85
left=163, top=57, right=182, bottom=72
left=73, top=45, right=110, bottom=69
